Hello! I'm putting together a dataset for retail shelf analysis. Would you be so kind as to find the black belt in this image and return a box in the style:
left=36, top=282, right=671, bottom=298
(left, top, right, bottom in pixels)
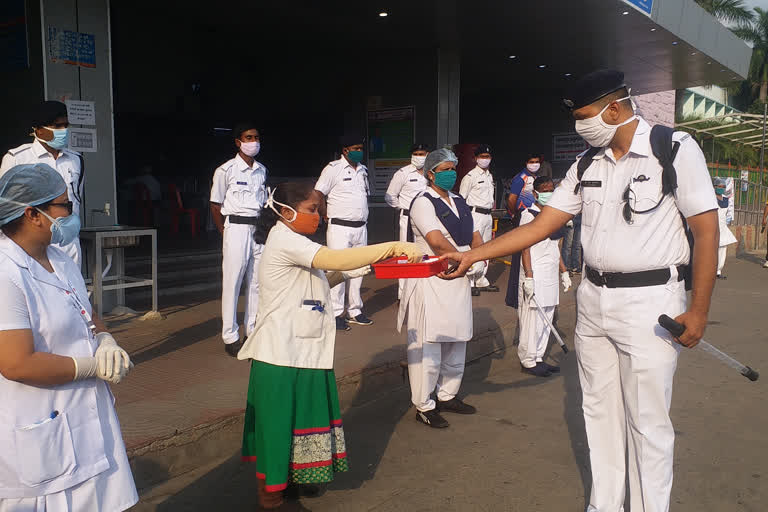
left=400, top=209, right=410, bottom=217
left=228, top=215, right=259, bottom=225
left=330, top=218, right=366, bottom=228
left=585, top=265, right=687, bottom=288
left=471, top=206, right=492, bottom=215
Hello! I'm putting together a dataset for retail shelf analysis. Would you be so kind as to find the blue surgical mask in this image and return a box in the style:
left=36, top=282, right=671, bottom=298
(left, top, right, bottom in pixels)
left=37, top=209, right=81, bottom=246
left=536, top=191, right=553, bottom=206
left=432, top=169, right=457, bottom=191
left=44, top=127, right=70, bottom=150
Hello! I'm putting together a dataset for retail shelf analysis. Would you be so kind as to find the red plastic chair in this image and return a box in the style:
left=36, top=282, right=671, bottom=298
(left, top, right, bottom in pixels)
left=169, top=183, right=199, bottom=236
left=133, top=183, right=153, bottom=226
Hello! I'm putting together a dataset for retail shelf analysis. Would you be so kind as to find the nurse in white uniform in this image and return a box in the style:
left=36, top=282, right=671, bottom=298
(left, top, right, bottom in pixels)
left=0, top=164, right=137, bottom=511
left=713, top=178, right=737, bottom=279
left=397, top=149, right=485, bottom=429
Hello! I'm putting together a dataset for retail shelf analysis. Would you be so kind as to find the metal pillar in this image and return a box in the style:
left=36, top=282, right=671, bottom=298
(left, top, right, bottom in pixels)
left=436, top=47, right=461, bottom=149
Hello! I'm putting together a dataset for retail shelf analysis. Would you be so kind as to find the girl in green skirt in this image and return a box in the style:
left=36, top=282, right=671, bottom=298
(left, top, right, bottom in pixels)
left=237, top=182, right=422, bottom=509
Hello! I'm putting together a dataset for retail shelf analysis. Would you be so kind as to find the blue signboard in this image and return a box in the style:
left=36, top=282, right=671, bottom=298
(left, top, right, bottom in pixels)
left=48, top=27, right=96, bottom=68
left=624, top=0, right=653, bottom=16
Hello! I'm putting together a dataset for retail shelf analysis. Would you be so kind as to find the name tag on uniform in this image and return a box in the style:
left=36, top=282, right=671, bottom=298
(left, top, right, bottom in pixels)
left=478, top=180, right=485, bottom=184
left=237, top=181, right=248, bottom=185
left=581, top=180, right=602, bottom=188
left=343, top=177, right=352, bottom=181
left=409, top=179, right=418, bottom=182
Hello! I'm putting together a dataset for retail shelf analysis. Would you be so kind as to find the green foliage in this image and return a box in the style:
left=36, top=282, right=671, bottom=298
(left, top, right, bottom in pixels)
left=696, top=0, right=754, bottom=26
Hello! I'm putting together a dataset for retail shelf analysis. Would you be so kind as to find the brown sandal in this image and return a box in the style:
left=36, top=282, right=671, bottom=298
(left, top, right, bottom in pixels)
left=257, top=477, right=284, bottom=509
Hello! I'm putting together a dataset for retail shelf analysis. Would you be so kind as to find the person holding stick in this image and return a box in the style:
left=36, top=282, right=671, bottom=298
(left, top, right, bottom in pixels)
left=439, top=70, right=719, bottom=512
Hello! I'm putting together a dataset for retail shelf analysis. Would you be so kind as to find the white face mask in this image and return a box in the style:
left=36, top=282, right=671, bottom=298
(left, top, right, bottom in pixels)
left=239, top=140, right=261, bottom=157
left=527, top=163, right=541, bottom=173
left=476, top=158, right=491, bottom=169
left=574, top=96, right=637, bottom=148
left=411, top=155, right=427, bottom=169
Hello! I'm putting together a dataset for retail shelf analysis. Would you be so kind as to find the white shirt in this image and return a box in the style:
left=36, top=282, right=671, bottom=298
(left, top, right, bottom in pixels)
left=459, top=166, right=495, bottom=210
left=385, top=165, right=428, bottom=210
left=520, top=204, right=560, bottom=306
left=210, top=154, right=267, bottom=217
left=548, top=118, right=718, bottom=273
left=1, top=140, right=83, bottom=217
left=409, top=188, right=471, bottom=254
left=315, top=157, right=369, bottom=221
left=0, top=235, right=134, bottom=500
left=238, top=221, right=336, bottom=369
left=401, top=188, right=473, bottom=342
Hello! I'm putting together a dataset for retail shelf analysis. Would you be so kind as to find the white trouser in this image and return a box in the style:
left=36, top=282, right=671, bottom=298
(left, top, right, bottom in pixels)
left=327, top=222, right=368, bottom=318
left=576, top=275, right=686, bottom=512
left=405, top=291, right=467, bottom=412
left=221, top=223, right=262, bottom=344
left=470, top=211, right=493, bottom=288
left=397, top=212, right=409, bottom=299
left=518, top=299, right=554, bottom=369
left=717, top=246, right=727, bottom=274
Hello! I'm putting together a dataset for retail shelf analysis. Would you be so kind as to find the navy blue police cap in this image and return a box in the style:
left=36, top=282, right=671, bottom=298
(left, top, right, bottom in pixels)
left=340, top=133, right=365, bottom=148
left=563, top=69, right=626, bottom=110
left=474, top=144, right=492, bottom=156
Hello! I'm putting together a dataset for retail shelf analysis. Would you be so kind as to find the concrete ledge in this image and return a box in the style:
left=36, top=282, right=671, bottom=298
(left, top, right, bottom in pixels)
left=731, top=224, right=766, bottom=256
left=129, top=320, right=517, bottom=493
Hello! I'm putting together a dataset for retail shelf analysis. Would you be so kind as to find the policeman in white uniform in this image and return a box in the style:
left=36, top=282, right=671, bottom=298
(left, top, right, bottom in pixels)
left=0, top=101, right=83, bottom=267
left=315, top=134, right=372, bottom=331
left=397, top=148, right=484, bottom=429
left=384, top=143, right=429, bottom=300
left=517, top=176, right=571, bottom=377
left=459, top=144, right=497, bottom=294
left=210, top=122, right=267, bottom=357
left=440, top=70, right=719, bottom=512
left=713, top=177, right=737, bottom=279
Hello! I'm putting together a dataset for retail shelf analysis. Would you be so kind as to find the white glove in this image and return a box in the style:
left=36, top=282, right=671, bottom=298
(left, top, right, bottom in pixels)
left=566, top=220, right=574, bottom=228
left=465, top=261, right=486, bottom=279
left=341, top=265, right=372, bottom=280
left=94, top=332, right=133, bottom=384
left=523, top=277, right=535, bottom=301
left=561, top=271, right=572, bottom=293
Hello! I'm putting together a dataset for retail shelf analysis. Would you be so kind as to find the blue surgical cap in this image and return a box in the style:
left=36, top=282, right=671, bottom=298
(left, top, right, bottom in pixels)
left=424, top=148, right=458, bottom=173
left=0, top=163, right=67, bottom=227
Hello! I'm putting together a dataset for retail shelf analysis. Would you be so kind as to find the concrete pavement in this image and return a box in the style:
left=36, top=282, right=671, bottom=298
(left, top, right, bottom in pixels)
left=120, top=253, right=767, bottom=511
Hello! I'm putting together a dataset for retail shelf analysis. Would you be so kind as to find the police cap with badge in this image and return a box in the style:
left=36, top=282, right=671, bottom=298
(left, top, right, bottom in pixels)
left=563, top=69, right=626, bottom=110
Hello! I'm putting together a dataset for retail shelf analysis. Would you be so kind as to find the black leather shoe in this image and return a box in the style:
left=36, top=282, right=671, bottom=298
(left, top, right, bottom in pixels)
left=522, top=364, right=551, bottom=377
left=224, top=339, right=243, bottom=358
left=539, top=361, right=560, bottom=373
left=335, top=316, right=351, bottom=331
left=471, top=287, right=481, bottom=296
left=415, top=409, right=450, bottom=428
left=436, top=397, right=477, bottom=415
left=481, top=285, right=500, bottom=292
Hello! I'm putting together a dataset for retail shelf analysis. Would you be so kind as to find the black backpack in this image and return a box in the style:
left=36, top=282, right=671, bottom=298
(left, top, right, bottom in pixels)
left=573, top=124, right=693, bottom=290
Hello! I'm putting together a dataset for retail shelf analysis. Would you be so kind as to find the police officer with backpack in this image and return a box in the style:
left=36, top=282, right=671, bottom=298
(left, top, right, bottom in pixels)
left=439, top=70, right=719, bottom=512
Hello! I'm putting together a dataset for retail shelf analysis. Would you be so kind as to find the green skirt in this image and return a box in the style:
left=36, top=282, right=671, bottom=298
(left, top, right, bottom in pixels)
left=242, top=360, right=349, bottom=492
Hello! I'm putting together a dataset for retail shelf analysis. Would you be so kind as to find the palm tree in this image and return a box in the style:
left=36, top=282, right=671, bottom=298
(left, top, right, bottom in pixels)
left=696, top=0, right=754, bottom=27
left=733, top=8, right=768, bottom=102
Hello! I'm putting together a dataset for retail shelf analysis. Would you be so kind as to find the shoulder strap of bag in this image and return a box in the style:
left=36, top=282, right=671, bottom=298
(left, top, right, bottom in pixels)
left=573, top=146, right=601, bottom=194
